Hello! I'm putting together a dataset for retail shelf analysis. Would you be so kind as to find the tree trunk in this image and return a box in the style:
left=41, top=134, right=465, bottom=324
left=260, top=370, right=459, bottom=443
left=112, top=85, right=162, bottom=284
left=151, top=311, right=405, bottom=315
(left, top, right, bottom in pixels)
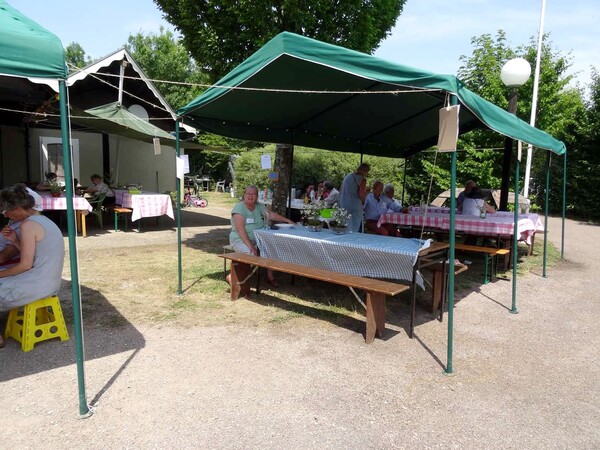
left=272, top=143, right=293, bottom=217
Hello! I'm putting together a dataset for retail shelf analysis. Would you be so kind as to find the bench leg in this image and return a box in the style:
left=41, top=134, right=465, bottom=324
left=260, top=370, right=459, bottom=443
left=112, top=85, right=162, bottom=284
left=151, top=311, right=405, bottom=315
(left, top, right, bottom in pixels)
left=230, top=262, right=252, bottom=299
left=365, top=292, right=386, bottom=344
left=431, top=271, right=444, bottom=314
left=483, top=254, right=490, bottom=284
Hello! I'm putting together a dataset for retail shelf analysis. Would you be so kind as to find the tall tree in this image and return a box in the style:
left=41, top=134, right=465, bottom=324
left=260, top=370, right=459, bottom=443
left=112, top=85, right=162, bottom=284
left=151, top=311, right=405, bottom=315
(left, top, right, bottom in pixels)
left=451, top=32, right=583, bottom=211
left=154, top=0, right=406, bottom=214
left=155, top=0, right=406, bottom=82
left=126, top=27, right=206, bottom=110
left=65, top=42, right=91, bottom=72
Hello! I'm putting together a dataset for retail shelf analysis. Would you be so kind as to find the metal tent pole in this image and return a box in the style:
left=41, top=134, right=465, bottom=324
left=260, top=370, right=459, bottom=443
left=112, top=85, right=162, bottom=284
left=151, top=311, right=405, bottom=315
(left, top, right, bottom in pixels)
left=510, top=143, right=520, bottom=314
left=561, top=151, right=567, bottom=259
left=445, top=95, right=458, bottom=375
left=401, top=158, right=407, bottom=206
left=176, top=121, right=183, bottom=294
left=59, top=80, right=91, bottom=417
left=543, top=152, right=550, bottom=277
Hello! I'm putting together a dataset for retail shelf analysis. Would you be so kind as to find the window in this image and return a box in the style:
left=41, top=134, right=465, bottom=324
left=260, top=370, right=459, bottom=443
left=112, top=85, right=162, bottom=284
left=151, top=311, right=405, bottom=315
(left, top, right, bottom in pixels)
left=40, top=137, right=79, bottom=183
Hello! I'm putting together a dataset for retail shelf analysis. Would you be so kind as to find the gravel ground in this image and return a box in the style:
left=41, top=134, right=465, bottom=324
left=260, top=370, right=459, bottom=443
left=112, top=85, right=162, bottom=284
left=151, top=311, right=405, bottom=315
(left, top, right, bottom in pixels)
left=1, top=211, right=599, bottom=449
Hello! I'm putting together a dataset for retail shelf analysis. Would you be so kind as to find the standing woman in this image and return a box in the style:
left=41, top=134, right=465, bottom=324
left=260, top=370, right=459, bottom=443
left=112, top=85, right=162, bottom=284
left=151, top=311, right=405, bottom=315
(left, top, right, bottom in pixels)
left=339, top=163, right=370, bottom=232
left=0, top=185, right=65, bottom=347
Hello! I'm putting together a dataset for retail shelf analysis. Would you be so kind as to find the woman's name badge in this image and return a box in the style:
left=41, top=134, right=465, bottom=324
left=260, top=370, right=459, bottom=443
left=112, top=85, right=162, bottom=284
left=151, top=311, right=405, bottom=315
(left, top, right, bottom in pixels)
left=246, top=218, right=255, bottom=224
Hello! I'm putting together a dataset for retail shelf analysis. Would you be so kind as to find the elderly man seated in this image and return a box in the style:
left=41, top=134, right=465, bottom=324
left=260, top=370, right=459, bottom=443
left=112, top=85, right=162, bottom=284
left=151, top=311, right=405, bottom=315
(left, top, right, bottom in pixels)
left=381, top=183, right=402, bottom=212
left=364, top=180, right=397, bottom=236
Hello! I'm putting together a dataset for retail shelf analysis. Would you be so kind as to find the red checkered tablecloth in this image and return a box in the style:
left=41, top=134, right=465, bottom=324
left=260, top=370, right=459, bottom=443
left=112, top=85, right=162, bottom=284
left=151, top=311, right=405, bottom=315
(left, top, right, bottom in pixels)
left=39, top=193, right=93, bottom=211
left=114, top=190, right=174, bottom=222
left=377, top=212, right=448, bottom=229
left=378, top=211, right=543, bottom=244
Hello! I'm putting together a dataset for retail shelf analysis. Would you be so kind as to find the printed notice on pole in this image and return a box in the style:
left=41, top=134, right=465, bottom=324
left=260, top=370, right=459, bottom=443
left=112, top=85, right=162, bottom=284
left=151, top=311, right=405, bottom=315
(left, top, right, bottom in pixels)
left=181, top=154, right=190, bottom=174
left=261, top=154, right=272, bottom=170
left=176, top=156, right=185, bottom=179
left=437, top=105, right=460, bottom=152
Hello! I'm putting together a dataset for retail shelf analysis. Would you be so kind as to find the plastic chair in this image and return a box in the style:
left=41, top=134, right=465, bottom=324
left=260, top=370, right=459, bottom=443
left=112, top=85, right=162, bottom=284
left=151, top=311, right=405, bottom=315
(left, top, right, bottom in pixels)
left=87, top=193, right=107, bottom=229
left=215, top=180, right=226, bottom=192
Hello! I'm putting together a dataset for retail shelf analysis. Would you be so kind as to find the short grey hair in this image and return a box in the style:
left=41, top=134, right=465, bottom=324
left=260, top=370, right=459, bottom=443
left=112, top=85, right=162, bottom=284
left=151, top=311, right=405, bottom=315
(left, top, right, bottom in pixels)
left=383, top=183, right=395, bottom=194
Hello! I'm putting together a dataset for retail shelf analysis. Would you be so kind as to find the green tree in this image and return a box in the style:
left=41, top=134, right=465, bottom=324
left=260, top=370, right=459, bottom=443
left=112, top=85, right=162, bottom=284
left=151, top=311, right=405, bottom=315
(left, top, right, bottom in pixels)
left=65, top=42, right=91, bottom=72
left=154, top=0, right=407, bottom=214
left=126, top=27, right=206, bottom=110
left=410, top=31, right=586, bottom=213
left=154, top=0, right=406, bottom=82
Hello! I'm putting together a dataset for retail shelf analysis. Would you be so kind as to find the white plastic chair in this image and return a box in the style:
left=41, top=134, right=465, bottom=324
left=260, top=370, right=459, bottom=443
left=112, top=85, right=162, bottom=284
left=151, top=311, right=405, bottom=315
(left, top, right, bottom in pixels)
left=215, top=180, right=226, bottom=192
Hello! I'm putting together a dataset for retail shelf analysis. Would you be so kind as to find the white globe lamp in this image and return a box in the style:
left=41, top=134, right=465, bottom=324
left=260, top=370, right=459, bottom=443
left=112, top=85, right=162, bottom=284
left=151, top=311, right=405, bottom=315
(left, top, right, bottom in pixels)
left=500, top=58, right=531, bottom=87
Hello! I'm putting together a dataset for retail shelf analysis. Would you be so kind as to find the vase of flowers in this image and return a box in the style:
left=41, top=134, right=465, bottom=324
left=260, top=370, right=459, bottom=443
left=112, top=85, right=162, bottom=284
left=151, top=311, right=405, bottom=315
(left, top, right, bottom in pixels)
left=329, top=203, right=352, bottom=234
left=49, top=180, right=62, bottom=197
left=302, top=199, right=325, bottom=231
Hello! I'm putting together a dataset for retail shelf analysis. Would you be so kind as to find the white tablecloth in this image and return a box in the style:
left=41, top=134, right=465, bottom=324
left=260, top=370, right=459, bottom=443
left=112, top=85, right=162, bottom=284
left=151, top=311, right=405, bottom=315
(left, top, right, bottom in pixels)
left=114, top=189, right=174, bottom=222
left=254, top=227, right=425, bottom=287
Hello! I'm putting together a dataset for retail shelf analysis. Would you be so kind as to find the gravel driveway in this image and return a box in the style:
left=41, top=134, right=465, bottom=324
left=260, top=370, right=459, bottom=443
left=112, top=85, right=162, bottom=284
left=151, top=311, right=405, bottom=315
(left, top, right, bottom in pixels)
left=1, top=213, right=598, bottom=449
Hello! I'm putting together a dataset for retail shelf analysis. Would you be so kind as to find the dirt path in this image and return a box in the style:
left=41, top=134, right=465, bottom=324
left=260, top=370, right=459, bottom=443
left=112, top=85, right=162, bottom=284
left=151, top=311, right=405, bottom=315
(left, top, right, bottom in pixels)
left=1, top=213, right=599, bottom=448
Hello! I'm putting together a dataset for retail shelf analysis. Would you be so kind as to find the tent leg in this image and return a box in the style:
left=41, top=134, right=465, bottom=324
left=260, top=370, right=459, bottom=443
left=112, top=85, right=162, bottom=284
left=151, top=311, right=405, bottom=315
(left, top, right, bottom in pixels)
left=176, top=121, right=183, bottom=295
left=510, top=148, right=519, bottom=315
left=561, top=151, right=567, bottom=259
left=60, top=80, right=91, bottom=417
left=543, top=152, right=550, bottom=277
left=446, top=150, right=457, bottom=374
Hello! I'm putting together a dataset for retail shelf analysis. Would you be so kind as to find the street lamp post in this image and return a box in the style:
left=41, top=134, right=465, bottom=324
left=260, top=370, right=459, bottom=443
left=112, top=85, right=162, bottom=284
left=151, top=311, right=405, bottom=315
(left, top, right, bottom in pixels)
left=499, top=58, right=531, bottom=211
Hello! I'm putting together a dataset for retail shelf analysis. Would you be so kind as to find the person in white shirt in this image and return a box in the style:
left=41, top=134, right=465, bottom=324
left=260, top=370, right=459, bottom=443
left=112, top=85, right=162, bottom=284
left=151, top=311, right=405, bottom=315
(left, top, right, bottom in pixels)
left=364, top=180, right=396, bottom=236
left=381, top=184, right=402, bottom=212
left=83, top=173, right=115, bottom=205
left=322, top=181, right=339, bottom=206
left=462, top=187, right=495, bottom=216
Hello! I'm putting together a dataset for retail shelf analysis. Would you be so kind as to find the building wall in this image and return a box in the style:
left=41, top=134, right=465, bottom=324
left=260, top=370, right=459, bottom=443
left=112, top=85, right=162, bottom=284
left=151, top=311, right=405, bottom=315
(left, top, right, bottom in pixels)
left=2, top=126, right=179, bottom=192
left=109, top=135, right=177, bottom=192
left=0, top=126, right=27, bottom=185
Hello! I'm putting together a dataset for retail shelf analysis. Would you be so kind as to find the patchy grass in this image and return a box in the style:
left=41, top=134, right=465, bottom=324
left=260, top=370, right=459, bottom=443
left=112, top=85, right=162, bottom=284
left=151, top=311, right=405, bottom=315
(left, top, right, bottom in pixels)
left=60, top=227, right=561, bottom=335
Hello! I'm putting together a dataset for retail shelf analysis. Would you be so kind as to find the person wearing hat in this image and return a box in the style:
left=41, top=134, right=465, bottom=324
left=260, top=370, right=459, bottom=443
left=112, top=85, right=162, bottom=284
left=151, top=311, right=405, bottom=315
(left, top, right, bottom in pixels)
left=462, top=187, right=495, bottom=216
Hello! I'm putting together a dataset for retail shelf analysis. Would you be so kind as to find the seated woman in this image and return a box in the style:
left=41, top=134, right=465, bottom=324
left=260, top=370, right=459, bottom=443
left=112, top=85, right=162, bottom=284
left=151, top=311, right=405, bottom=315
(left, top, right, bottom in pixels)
left=228, top=185, right=294, bottom=287
left=462, top=187, right=495, bottom=216
left=36, top=172, right=58, bottom=191
left=0, top=184, right=65, bottom=348
left=83, top=173, right=115, bottom=205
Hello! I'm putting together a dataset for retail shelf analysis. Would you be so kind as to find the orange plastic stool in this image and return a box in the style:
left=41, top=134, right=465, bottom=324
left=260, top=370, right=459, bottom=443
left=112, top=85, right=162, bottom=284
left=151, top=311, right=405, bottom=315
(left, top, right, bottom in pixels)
left=4, top=295, right=69, bottom=352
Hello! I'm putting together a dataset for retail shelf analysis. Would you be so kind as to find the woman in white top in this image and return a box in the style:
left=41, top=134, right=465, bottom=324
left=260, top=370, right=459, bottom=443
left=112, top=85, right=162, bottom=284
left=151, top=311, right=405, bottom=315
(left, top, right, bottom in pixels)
left=461, top=187, right=495, bottom=216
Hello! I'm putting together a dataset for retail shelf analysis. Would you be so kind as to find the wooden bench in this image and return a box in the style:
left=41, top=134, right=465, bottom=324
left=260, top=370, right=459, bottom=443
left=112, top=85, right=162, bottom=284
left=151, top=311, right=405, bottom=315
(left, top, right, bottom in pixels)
left=422, top=261, right=468, bottom=315
left=219, top=252, right=409, bottom=344
left=455, top=244, right=509, bottom=284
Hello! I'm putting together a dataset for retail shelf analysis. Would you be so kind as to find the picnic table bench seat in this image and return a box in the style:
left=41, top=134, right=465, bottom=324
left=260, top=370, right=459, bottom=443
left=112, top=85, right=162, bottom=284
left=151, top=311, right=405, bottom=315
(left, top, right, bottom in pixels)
left=454, top=243, right=509, bottom=283
left=219, top=252, right=409, bottom=343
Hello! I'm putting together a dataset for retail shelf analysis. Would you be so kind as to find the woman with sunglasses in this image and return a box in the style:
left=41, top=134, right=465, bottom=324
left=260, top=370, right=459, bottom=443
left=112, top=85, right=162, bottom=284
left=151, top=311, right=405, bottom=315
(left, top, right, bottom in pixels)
left=0, top=185, right=64, bottom=347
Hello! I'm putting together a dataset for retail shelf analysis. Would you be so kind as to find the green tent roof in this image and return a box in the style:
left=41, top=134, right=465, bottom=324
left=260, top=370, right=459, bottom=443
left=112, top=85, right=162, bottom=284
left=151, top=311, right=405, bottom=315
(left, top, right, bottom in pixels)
left=0, top=0, right=67, bottom=79
left=179, top=32, right=565, bottom=156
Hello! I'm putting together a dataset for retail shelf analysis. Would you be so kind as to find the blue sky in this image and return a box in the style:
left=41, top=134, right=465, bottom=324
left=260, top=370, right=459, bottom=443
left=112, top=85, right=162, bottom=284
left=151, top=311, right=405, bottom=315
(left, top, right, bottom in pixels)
left=11, top=0, right=599, bottom=88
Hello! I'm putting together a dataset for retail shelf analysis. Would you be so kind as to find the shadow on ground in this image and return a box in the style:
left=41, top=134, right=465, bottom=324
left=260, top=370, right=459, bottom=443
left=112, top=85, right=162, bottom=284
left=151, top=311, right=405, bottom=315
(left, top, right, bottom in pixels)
left=0, top=282, right=145, bottom=383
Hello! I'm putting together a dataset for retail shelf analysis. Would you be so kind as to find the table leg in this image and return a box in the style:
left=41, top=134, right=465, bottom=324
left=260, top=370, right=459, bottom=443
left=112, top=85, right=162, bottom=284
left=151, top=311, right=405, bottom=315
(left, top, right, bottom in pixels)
left=230, top=262, right=252, bottom=300
left=431, top=271, right=444, bottom=314
left=365, top=292, right=386, bottom=344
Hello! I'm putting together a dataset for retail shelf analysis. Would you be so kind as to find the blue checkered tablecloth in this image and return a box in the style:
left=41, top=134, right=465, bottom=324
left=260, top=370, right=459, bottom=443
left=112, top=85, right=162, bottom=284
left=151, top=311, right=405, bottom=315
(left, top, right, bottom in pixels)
left=254, top=227, right=424, bottom=287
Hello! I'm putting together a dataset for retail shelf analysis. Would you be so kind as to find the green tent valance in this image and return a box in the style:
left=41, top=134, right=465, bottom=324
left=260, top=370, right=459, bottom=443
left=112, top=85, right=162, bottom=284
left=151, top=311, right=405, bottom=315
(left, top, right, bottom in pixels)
left=179, top=32, right=565, bottom=156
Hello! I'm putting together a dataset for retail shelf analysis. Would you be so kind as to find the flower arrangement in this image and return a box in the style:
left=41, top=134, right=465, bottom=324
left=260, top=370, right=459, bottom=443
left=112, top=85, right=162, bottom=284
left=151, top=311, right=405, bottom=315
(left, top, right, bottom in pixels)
left=302, top=199, right=325, bottom=229
left=48, top=180, right=62, bottom=197
left=329, top=203, right=352, bottom=234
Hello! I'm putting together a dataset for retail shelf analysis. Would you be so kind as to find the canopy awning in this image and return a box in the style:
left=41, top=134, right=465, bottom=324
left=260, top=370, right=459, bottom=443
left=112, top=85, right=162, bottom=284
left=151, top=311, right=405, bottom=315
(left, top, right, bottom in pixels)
left=179, top=32, right=565, bottom=157
left=0, top=0, right=66, bottom=80
left=70, top=102, right=204, bottom=149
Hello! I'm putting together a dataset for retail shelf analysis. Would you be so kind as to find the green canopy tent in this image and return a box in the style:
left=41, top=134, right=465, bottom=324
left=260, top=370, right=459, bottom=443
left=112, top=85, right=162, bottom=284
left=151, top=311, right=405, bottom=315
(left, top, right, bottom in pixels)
left=0, top=0, right=90, bottom=416
left=177, top=32, right=566, bottom=372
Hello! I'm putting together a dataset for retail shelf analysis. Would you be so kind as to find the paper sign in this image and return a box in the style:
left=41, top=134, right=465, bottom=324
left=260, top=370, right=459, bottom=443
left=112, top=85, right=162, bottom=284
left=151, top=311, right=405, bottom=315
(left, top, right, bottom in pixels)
left=437, top=105, right=460, bottom=152
left=517, top=140, right=522, bottom=162
left=153, top=137, right=161, bottom=155
left=181, top=154, right=190, bottom=174
left=261, top=154, right=272, bottom=170
left=176, top=156, right=185, bottom=179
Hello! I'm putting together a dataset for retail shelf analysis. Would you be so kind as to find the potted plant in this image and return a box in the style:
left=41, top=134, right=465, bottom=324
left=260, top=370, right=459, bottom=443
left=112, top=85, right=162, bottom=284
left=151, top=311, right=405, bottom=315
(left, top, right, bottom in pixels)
left=49, top=180, right=62, bottom=197
left=328, top=203, right=352, bottom=234
left=302, top=199, right=325, bottom=231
